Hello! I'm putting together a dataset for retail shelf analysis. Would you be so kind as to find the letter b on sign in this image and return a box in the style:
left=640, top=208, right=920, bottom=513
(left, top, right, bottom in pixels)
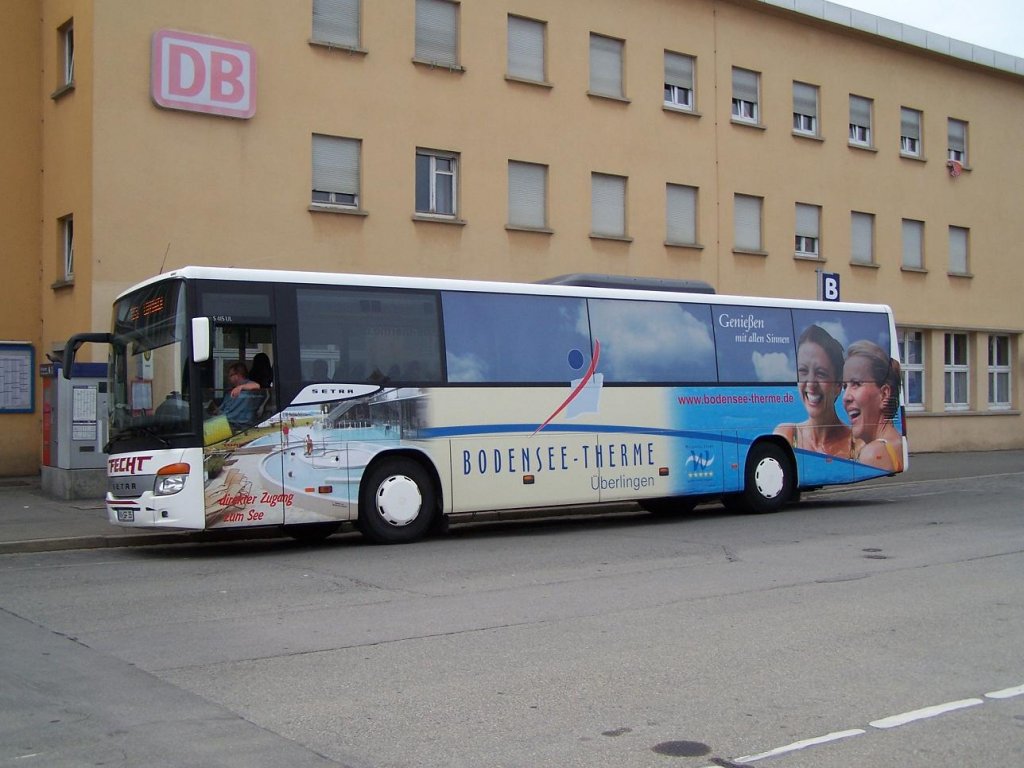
left=152, top=30, right=256, bottom=119
left=819, top=271, right=841, bottom=302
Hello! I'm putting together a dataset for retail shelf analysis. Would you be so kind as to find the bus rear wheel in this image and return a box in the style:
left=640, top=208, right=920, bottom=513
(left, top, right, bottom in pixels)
left=359, top=458, right=436, bottom=544
left=739, top=442, right=794, bottom=514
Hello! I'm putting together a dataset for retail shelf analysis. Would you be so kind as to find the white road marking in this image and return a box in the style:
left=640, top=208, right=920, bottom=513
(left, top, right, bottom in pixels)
left=986, top=683, right=1024, bottom=699
left=869, top=698, right=984, bottom=729
left=697, top=682, right=1023, bottom=767
left=734, top=729, right=866, bottom=762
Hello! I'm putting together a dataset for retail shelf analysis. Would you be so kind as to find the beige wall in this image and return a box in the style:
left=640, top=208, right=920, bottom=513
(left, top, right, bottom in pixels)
left=7, top=0, right=1024, bottom=475
left=0, top=2, right=43, bottom=474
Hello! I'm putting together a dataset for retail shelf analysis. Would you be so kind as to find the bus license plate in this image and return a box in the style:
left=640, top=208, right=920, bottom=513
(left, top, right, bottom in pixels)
left=116, top=509, right=135, bottom=522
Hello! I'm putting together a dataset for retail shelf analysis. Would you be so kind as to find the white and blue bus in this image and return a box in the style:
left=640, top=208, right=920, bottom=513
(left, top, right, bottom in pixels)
left=63, top=267, right=907, bottom=544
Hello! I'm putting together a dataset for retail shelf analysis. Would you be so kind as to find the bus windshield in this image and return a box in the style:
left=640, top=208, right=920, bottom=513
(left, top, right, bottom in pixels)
left=108, top=280, right=191, bottom=441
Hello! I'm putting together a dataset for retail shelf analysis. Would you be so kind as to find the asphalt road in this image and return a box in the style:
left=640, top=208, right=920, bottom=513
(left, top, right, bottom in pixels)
left=1, top=460, right=1022, bottom=768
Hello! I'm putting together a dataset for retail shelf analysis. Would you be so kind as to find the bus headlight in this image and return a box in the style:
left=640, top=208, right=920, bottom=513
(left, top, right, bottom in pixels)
left=154, top=463, right=190, bottom=496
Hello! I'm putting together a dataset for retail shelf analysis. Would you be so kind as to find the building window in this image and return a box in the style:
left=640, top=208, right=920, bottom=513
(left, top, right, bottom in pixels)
left=311, top=134, right=361, bottom=208
left=312, top=0, right=361, bottom=49
left=795, top=203, right=820, bottom=257
left=731, top=68, right=759, bottom=124
left=416, top=149, right=458, bottom=217
left=902, top=218, right=924, bottom=269
left=508, top=161, right=547, bottom=230
left=898, top=329, right=925, bottom=410
left=944, top=332, right=969, bottom=411
left=589, top=34, right=624, bottom=99
left=507, top=15, right=545, bottom=83
left=988, top=335, right=1011, bottom=410
left=664, top=51, right=695, bottom=111
left=948, top=118, right=968, bottom=165
left=949, top=226, right=970, bottom=275
left=415, top=0, right=459, bottom=68
left=851, top=211, right=875, bottom=265
left=792, top=82, right=819, bottom=136
left=591, top=173, right=627, bottom=238
left=666, top=184, right=697, bottom=245
left=900, top=107, right=922, bottom=157
left=59, top=214, right=74, bottom=282
left=734, top=194, right=763, bottom=252
left=849, top=95, right=872, bottom=146
left=61, top=19, right=74, bottom=85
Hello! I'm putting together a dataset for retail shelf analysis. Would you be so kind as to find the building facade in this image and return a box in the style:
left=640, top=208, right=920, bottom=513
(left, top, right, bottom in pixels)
left=3, top=0, right=1023, bottom=476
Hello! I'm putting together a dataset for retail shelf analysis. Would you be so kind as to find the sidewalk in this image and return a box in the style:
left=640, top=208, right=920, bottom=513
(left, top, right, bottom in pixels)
left=1, top=450, right=1021, bottom=555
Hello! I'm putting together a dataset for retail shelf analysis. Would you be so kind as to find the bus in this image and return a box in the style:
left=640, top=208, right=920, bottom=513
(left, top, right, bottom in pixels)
left=63, top=267, right=907, bottom=544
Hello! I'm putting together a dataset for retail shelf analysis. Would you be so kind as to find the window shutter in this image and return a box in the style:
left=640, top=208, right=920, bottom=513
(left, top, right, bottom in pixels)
left=948, top=119, right=966, bottom=154
left=734, top=195, right=761, bottom=251
left=902, top=219, right=923, bottom=268
left=901, top=108, right=921, bottom=139
left=851, top=212, right=873, bottom=264
left=508, top=16, right=544, bottom=81
left=592, top=174, right=625, bottom=236
left=312, top=135, right=359, bottom=197
left=664, top=52, right=693, bottom=90
left=666, top=184, right=696, bottom=244
left=589, top=34, right=623, bottom=97
left=732, top=68, right=758, bottom=102
left=416, top=0, right=457, bottom=67
left=849, top=95, right=871, bottom=126
left=312, top=0, right=360, bottom=47
left=508, top=162, right=546, bottom=228
left=793, top=82, right=817, bottom=117
left=949, top=226, right=968, bottom=273
left=795, top=204, right=819, bottom=238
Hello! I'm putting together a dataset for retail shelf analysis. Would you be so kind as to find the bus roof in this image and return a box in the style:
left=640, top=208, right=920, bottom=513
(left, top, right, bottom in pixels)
left=118, top=266, right=893, bottom=315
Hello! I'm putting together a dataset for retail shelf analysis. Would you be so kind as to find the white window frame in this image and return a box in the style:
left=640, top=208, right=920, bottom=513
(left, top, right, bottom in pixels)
left=60, top=19, right=74, bottom=86
left=849, top=95, right=872, bottom=147
left=60, top=214, right=74, bottom=281
left=664, top=51, right=694, bottom=111
left=944, top=332, right=970, bottom=411
left=900, top=107, right=922, bottom=157
left=795, top=203, right=820, bottom=258
left=898, top=328, right=925, bottom=411
left=731, top=68, right=759, bottom=124
left=312, top=0, right=361, bottom=49
left=591, top=173, right=627, bottom=238
left=948, top=118, right=968, bottom=164
left=507, top=160, right=548, bottom=230
left=948, top=226, right=969, bottom=275
left=792, top=82, right=818, bottom=136
left=851, top=211, right=875, bottom=266
left=589, top=33, right=624, bottom=99
left=415, top=0, right=459, bottom=68
left=734, top=194, right=763, bottom=252
left=988, top=335, right=1011, bottom=410
left=507, top=15, right=546, bottom=83
left=902, top=218, right=924, bottom=270
left=665, top=183, right=697, bottom=246
left=311, top=134, right=361, bottom=209
left=416, top=149, right=458, bottom=217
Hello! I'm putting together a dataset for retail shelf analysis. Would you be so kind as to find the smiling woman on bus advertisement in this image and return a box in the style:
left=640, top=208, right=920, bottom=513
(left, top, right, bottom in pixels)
left=843, top=340, right=904, bottom=472
left=774, top=324, right=855, bottom=457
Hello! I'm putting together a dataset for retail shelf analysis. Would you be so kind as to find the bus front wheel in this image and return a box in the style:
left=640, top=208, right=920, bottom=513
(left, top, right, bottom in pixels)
left=359, top=458, right=436, bottom=544
left=739, top=442, right=794, bottom=514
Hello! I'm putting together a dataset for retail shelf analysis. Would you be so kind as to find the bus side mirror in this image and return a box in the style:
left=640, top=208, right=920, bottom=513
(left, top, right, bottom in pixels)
left=62, top=333, right=112, bottom=379
left=192, top=317, right=212, bottom=363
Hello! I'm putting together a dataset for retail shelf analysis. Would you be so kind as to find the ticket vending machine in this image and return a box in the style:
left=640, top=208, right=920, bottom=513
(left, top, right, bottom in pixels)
left=41, top=362, right=108, bottom=499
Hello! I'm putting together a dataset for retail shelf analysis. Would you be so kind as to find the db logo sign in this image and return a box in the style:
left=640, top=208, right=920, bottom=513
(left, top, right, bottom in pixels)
left=151, top=30, right=256, bottom=119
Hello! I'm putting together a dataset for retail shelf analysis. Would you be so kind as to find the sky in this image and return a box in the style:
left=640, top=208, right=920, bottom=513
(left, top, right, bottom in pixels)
left=840, top=0, right=1024, bottom=58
